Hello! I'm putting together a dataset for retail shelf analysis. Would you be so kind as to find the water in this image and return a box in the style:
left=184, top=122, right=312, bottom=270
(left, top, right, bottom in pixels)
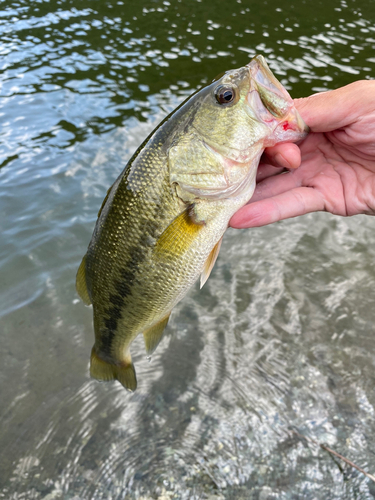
left=1, top=0, right=375, bottom=498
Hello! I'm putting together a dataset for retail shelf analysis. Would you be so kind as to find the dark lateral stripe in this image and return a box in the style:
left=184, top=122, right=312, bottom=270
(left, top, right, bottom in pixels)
left=99, top=243, right=149, bottom=355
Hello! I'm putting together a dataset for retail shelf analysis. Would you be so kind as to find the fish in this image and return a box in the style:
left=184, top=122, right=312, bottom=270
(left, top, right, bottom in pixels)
left=76, top=55, right=308, bottom=391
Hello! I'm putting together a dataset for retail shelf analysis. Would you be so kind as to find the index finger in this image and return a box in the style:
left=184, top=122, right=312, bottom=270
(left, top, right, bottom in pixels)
left=230, top=187, right=325, bottom=228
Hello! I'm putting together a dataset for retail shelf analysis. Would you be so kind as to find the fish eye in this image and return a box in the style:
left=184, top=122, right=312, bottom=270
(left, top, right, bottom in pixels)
left=215, top=85, right=236, bottom=105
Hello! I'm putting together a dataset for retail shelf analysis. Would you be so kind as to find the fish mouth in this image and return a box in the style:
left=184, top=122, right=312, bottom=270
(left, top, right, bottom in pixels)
left=274, top=108, right=310, bottom=141
left=247, top=55, right=290, bottom=100
left=246, top=55, right=309, bottom=141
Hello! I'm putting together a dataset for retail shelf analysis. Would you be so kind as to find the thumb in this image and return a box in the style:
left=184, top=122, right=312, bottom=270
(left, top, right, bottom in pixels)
left=295, top=80, right=375, bottom=133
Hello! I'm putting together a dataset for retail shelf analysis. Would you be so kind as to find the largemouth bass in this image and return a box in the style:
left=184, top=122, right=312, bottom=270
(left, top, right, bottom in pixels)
left=76, top=55, right=308, bottom=391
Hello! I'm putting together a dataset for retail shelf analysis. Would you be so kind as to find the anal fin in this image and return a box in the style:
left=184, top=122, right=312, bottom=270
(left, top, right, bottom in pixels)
left=76, top=255, right=92, bottom=305
left=200, top=236, right=223, bottom=289
left=143, top=314, right=170, bottom=355
left=90, top=347, right=137, bottom=392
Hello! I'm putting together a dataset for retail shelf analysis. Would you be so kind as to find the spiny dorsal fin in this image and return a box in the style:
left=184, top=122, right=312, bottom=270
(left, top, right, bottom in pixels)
left=76, top=255, right=92, bottom=305
left=155, top=204, right=204, bottom=259
left=143, top=314, right=170, bottom=355
left=200, top=236, right=223, bottom=289
left=97, top=183, right=114, bottom=218
left=90, top=347, right=137, bottom=392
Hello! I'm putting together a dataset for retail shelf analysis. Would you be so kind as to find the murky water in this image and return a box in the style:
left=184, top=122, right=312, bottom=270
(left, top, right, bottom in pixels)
left=1, top=0, right=375, bottom=498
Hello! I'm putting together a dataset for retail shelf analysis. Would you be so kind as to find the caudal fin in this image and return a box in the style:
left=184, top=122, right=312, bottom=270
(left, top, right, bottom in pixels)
left=90, top=347, right=137, bottom=392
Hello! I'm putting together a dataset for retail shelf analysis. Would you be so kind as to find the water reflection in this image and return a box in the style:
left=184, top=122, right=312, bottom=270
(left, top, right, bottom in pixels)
left=1, top=0, right=375, bottom=498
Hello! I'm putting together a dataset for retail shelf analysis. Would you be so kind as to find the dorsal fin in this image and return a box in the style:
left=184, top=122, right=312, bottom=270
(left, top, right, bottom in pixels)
left=200, top=236, right=223, bottom=289
left=97, top=183, right=114, bottom=218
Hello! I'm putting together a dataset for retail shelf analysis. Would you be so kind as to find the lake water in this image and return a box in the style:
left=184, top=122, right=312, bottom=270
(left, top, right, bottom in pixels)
left=1, top=0, right=375, bottom=498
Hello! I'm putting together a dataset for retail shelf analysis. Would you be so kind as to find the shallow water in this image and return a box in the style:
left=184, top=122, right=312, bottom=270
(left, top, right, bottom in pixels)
left=1, top=0, right=375, bottom=498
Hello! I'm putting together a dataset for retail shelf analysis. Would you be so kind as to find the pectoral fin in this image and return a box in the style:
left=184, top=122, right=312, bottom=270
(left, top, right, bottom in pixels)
left=143, top=314, right=170, bottom=355
left=76, top=255, right=92, bottom=305
left=200, top=237, right=223, bottom=289
left=155, top=205, right=204, bottom=258
left=90, top=347, right=137, bottom=392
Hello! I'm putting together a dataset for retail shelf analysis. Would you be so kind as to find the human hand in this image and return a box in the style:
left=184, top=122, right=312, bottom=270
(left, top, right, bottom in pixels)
left=230, top=80, right=375, bottom=228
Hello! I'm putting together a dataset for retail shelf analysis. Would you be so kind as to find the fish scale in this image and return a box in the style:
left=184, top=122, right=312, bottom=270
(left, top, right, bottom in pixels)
left=76, top=55, right=308, bottom=391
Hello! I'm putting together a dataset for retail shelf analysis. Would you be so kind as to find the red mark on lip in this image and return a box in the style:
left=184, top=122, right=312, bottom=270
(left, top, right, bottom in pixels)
left=282, top=122, right=290, bottom=131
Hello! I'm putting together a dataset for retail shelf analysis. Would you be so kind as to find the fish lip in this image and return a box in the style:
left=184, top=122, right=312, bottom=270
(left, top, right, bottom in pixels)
left=261, top=107, right=309, bottom=146
left=247, top=54, right=292, bottom=101
left=244, top=55, right=292, bottom=123
left=277, top=109, right=310, bottom=137
left=245, top=55, right=310, bottom=140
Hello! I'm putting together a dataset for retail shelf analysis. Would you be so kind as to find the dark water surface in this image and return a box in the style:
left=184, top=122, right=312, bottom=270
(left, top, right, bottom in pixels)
left=1, top=0, right=375, bottom=498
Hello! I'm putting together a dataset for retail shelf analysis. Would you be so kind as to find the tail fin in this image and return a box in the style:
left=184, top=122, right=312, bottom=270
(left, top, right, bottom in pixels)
left=90, top=347, right=137, bottom=392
